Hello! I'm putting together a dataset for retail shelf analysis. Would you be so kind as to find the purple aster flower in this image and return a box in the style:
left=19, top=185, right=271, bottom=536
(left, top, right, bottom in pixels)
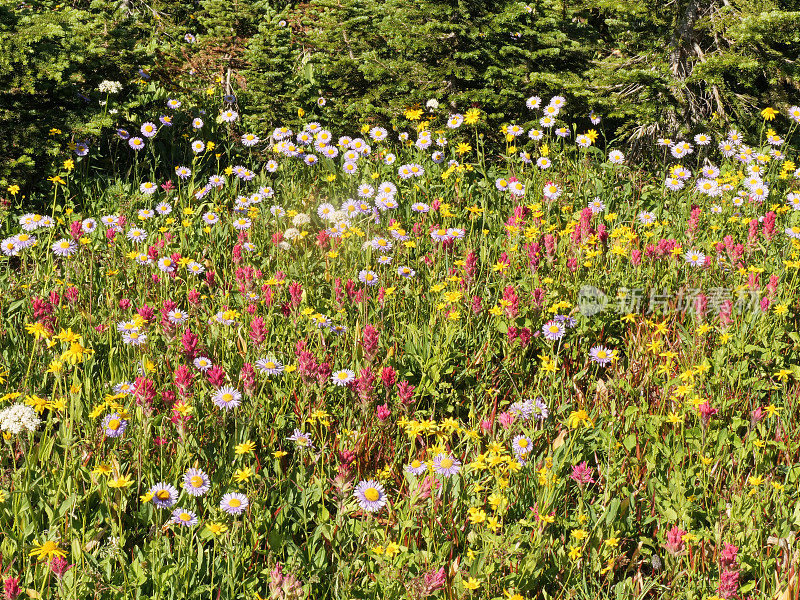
left=353, top=480, right=387, bottom=513
left=512, top=435, right=533, bottom=462
left=542, top=320, right=565, bottom=341
left=220, top=492, right=249, bottom=514
left=554, top=315, right=577, bottom=328
left=140, top=122, right=157, bottom=138
left=331, top=370, right=355, bottom=386
left=102, top=412, right=128, bottom=438
left=589, top=345, right=615, bottom=366
left=193, top=357, right=212, bottom=372
left=211, top=386, right=242, bottom=410
left=405, top=459, right=428, bottom=476
left=219, top=110, right=238, bottom=123
left=397, top=265, right=416, bottom=278
left=358, top=270, right=379, bottom=286
left=256, top=358, right=284, bottom=376
left=533, top=397, right=549, bottom=421
left=149, top=482, right=179, bottom=508
left=182, top=468, right=211, bottom=497
left=52, top=239, right=77, bottom=257
left=171, top=508, right=198, bottom=527
left=139, top=182, right=157, bottom=195
left=432, top=454, right=461, bottom=477
left=286, top=429, right=313, bottom=449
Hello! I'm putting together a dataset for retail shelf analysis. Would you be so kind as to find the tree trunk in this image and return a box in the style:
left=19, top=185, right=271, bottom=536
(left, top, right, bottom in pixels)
left=669, top=0, right=700, bottom=79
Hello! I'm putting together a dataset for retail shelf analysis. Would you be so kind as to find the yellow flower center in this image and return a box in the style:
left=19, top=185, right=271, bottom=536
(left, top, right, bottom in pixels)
left=190, top=476, right=203, bottom=488
left=107, top=419, right=120, bottom=430
left=440, top=458, right=453, bottom=469
left=156, top=490, right=170, bottom=500
left=228, top=498, right=241, bottom=508
left=364, top=487, right=380, bottom=502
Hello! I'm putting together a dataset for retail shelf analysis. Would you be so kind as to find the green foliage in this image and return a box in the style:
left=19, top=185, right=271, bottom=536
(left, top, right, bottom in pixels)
left=0, top=2, right=153, bottom=186
left=302, top=0, right=596, bottom=123
left=2, top=0, right=800, bottom=193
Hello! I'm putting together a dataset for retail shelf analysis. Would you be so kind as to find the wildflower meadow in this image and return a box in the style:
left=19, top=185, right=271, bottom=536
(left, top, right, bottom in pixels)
left=3, top=3, right=800, bottom=600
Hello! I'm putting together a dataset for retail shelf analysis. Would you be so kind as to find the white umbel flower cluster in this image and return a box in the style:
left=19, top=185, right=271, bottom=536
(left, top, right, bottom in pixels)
left=283, top=227, right=302, bottom=241
left=291, top=213, right=311, bottom=227
left=0, top=403, right=41, bottom=434
left=98, top=80, right=123, bottom=94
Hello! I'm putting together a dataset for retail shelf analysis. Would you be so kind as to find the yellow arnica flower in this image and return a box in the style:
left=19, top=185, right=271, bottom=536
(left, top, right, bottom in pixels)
left=567, top=410, right=593, bottom=429
left=206, top=521, right=228, bottom=535
left=464, top=577, right=480, bottom=590
left=108, top=475, right=134, bottom=489
left=235, top=440, right=256, bottom=455
left=25, top=322, right=50, bottom=340
left=761, top=107, right=777, bottom=121
left=464, top=108, right=481, bottom=125
left=30, top=540, right=67, bottom=561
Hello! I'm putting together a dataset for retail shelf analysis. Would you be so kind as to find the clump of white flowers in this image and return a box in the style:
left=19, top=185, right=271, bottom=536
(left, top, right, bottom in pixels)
left=98, top=80, right=123, bottom=94
left=283, top=227, right=302, bottom=241
left=331, top=210, right=349, bottom=223
left=291, top=213, right=311, bottom=227
left=0, top=403, right=41, bottom=434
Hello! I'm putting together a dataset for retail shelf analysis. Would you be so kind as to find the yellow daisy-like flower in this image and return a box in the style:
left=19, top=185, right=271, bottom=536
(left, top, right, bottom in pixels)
left=383, top=541, right=402, bottom=557
left=108, top=474, right=134, bottom=489
left=404, top=107, right=423, bottom=121
left=464, top=577, right=480, bottom=590
left=29, top=540, right=67, bottom=561
left=760, top=107, right=777, bottom=121
left=233, top=467, right=254, bottom=483
left=567, top=409, right=593, bottom=429
left=464, top=108, right=481, bottom=125
left=92, top=462, right=113, bottom=477
left=25, top=322, right=51, bottom=340
left=206, top=521, right=228, bottom=536
left=235, top=440, right=256, bottom=455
